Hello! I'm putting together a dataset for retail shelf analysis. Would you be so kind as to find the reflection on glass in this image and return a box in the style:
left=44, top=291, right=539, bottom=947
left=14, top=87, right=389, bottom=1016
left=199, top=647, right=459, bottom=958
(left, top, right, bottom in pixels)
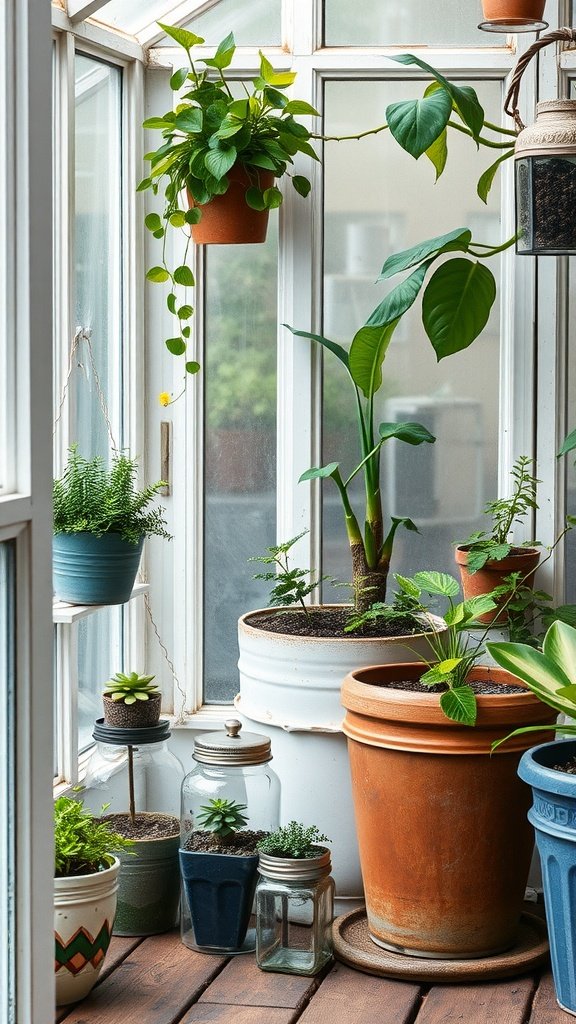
left=322, top=79, right=502, bottom=599
left=325, top=0, right=496, bottom=46
left=78, top=607, right=122, bottom=752
left=74, top=55, right=122, bottom=460
left=173, top=0, right=280, bottom=46
left=0, top=542, right=15, bottom=1016
left=204, top=223, right=278, bottom=702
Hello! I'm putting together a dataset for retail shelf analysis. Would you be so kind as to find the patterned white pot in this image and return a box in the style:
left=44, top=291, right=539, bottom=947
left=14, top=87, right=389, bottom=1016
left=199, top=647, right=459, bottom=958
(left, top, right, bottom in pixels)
left=54, top=857, right=119, bottom=1006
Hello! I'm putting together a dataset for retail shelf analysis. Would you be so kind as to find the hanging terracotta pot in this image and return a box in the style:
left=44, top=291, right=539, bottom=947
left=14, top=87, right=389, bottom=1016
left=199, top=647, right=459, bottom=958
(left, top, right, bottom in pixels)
left=479, top=0, right=547, bottom=32
left=455, top=545, right=540, bottom=624
left=188, top=165, right=274, bottom=245
left=341, top=662, right=556, bottom=960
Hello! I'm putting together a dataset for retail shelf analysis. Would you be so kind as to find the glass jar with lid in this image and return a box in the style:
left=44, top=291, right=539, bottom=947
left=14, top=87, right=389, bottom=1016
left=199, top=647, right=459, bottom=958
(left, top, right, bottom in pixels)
left=180, top=718, right=280, bottom=953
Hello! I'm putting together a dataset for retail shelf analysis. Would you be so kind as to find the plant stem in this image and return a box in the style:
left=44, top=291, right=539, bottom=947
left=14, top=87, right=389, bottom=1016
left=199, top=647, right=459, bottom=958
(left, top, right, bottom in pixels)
left=447, top=120, right=516, bottom=150
left=468, top=234, right=517, bottom=258
left=312, top=122, right=390, bottom=143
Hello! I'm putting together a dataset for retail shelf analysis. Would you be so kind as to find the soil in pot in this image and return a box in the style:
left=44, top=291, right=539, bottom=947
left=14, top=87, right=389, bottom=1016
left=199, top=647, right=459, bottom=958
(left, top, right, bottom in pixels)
left=378, top=675, right=526, bottom=696
left=103, top=813, right=180, bottom=936
left=182, top=830, right=266, bottom=855
left=103, top=812, right=179, bottom=839
left=247, top=607, right=432, bottom=640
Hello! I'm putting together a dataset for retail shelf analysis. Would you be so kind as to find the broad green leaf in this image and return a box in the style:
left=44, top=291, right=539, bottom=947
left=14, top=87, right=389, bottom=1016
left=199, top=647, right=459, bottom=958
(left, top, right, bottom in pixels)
left=245, top=187, right=266, bottom=211
left=487, top=640, right=573, bottom=713
left=283, top=100, right=320, bottom=116
left=378, top=421, right=436, bottom=446
left=543, top=621, right=576, bottom=683
left=284, top=325, right=350, bottom=370
left=214, top=119, right=245, bottom=140
left=136, top=177, right=152, bottom=191
left=367, top=261, right=433, bottom=328
left=174, top=265, right=194, bottom=287
left=169, top=211, right=187, bottom=228
left=203, top=32, right=235, bottom=70
left=146, top=266, right=169, bottom=283
left=167, top=292, right=177, bottom=314
left=174, top=107, right=203, bottom=133
left=248, top=154, right=277, bottom=171
left=379, top=228, right=471, bottom=281
left=144, top=212, right=162, bottom=232
left=259, top=51, right=297, bottom=88
left=478, top=151, right=511, bottom=204
left=386, top=89, right=452, bottom=160
left=437, top=657, right=463, bottom=673
left=461, top=594, right=497, bottom=620
left=444, top=604, right=465, bottom=626
left=440, top=686, right=477, bottom=726
left=178, top=304, right=193, bottom=319
left=556, top=684, right=576, bottom=703
left=166, top=337, right=186, bottom=355
left=423, top=258, right=496, bottom=360
left=413, top=571, right=460, bottom=597
left=292, top=175, right=311, bottom=197
left=228, top=99, right=249, bottom=118
left=349, top=322, right=398, bottom=399
left=420, top=666, right=449, bottom=686
left=299, top=462, right=340, bottom=483
left=559, top=428, right=576, bottom=457
left=389, top=55, right=485, bottom=139
left=263, top=186, right=283, bottom=209
left=394, top=574, right=421, bottom=599
left=170, top=67, right=189, bottom=91
left=185, top=208, right=202, bottom=225
left=204, top=145, right=237, bottom=179
left=425, top=128, right=448, bottom=180
left=157, top=23, right=204, bottom=51
left=142, top=116, right=173, bottom=130
left=182, top=326, right=191, bottom=338
left=186, top=361, right=200, bottom=374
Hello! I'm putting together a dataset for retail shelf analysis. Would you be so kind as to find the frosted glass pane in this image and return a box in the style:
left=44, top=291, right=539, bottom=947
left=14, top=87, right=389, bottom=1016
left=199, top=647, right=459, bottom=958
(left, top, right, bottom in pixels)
left=325, top=0, right=495, bottom=45
left=203, top=223, right=278, bottom=702
left=78, top=607, right=122, bottom=751
left=182, top=0, right=281, bottom=45
left=74, top=55, right=122, bottom=461
left=322, top=79, right=503, bottom=597
left=0, top=542, right=15, bottom=1017
left=94, top=0, right=171, bottom=34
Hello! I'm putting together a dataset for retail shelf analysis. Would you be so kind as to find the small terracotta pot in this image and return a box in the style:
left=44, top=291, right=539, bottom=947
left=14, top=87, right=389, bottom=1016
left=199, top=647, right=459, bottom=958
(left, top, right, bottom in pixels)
left=455, top=546, right=540, bottom=624
left=188, top=165, right=274, bottom=245
left=102, top=693, right=161, bottom=729
left=480, top=0, right=547, bottom=30
left=341, top=662, right=556, bottom=959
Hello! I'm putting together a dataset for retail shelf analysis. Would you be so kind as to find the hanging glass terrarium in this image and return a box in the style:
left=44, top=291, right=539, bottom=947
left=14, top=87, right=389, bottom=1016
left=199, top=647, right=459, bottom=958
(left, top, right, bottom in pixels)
left=505, top=29, right=576, bottom=255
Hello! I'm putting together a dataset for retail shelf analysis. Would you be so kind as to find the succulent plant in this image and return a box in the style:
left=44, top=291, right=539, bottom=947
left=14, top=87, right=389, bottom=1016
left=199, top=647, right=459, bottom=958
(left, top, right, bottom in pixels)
left=197, top=798, right=249, bottom=839
left=103, top=671, right=159, bottom=704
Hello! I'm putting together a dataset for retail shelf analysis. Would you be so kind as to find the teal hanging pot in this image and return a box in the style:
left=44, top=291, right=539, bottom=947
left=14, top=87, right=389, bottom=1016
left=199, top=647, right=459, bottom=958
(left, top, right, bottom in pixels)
left=53, top=532, right=143, bottom=605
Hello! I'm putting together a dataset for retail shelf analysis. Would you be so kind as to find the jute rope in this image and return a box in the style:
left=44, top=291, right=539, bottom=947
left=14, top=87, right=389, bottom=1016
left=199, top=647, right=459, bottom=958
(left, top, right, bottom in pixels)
left=504, top=28, right=576, bottom=131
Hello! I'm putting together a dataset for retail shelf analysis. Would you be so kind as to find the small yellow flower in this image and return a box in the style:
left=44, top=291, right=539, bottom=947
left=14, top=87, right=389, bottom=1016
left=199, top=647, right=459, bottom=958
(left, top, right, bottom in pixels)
left=158, top=391, right=171, bottom=407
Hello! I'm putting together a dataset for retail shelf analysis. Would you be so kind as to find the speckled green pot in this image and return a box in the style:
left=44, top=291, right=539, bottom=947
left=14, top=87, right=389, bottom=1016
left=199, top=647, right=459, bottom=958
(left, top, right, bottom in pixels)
left=113, top=819, right=180, bottom=936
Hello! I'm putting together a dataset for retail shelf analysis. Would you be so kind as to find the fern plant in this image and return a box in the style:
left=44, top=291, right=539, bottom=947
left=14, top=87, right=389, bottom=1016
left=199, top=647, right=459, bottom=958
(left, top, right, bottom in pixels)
left=54, top=794, right=134, bottom=878
left=257, top=822, right=329, bottom=859
left=53, top=446, right=171, bottom=544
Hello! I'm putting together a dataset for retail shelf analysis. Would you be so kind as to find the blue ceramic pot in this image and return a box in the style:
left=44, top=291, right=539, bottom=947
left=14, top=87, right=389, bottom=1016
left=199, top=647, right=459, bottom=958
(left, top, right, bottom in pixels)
left=519, top=739, right=576, bottom=1016
left=53, top=532, right=143, bottom=605
left=179, top=848, right=259, bottom=953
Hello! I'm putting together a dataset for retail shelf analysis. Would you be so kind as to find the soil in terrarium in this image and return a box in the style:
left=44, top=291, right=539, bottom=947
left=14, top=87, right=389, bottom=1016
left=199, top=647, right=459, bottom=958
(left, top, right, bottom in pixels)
left=103, top=812, right=179, bottom=840
left=182, top=830, right=267, bottom=855
left=249, top=608, right=431, bottom=639
left=533, top=158, right=576, bottom=251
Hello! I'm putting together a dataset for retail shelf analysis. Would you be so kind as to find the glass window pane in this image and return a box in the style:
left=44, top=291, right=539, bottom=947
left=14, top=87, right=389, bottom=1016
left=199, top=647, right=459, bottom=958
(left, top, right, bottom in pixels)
left=93, top=0, right=171, bottom=35
left=0, top=541, right=15, bottom=1018
left=78, top=607, right=123, bottom=751
left=181, top=0, right=281, bottom=46
left=322, top=79, right=502, bottom=594
left=74, top=54, right=123, bottom=459
left=325, top=0, right=498, bottom=46
left=566, top=256, right=576, bottom=603
left=203, top=223, right=278, bottom=702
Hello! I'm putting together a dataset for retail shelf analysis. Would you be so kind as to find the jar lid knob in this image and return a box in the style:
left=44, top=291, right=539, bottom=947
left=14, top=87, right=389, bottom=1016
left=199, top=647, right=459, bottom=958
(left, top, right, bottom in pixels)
left=225, top=719, right=242, bottom=738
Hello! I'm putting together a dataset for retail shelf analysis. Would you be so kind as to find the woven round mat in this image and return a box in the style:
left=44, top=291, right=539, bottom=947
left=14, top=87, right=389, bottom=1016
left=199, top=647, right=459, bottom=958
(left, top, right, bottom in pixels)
left=332, top=909, right=549, bottom=982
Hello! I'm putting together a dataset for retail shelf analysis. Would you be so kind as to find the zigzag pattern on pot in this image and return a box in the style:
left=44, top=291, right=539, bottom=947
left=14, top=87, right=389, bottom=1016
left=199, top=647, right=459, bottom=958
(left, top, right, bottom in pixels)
left=54, top=920, right=112, bottom=975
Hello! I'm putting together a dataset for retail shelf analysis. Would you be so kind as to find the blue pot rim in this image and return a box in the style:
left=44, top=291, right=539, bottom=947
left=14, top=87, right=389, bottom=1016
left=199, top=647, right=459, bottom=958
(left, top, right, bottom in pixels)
left=53, top=531, right=144, bottom=548
left=519, top=738, right=576, bottom=798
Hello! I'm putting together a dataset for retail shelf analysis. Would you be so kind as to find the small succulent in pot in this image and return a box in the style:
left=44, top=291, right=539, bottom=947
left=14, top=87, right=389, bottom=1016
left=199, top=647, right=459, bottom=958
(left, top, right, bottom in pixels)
left=102, top=671, right=161, bottom=728
left=196, top=797, right=249, bottom=846
left=257, top=821, right=330, bottom=859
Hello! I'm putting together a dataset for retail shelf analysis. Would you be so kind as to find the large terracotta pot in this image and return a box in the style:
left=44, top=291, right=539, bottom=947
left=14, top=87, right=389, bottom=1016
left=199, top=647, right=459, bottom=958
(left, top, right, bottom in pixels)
left=455, top=545, right=540, bottom=624
left=54, top=858, right=119, bottom=1006
left=480, top=0, right=547, bottom=30
left=341, top=662, right=556, bottom=959
left=188, top=165, right=274, bottom=245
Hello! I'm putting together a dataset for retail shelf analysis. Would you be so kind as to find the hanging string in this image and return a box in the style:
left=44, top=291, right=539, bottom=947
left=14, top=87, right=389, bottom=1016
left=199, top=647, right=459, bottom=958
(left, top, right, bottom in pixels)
left=54, top=327, right=189, bottom=721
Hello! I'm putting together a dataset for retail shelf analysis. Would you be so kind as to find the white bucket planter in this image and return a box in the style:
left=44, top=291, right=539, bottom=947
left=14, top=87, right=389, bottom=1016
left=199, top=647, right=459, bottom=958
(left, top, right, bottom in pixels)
left=54, top=857, right=120, bottom=1006
left=236, top=606, right=444, bottom=913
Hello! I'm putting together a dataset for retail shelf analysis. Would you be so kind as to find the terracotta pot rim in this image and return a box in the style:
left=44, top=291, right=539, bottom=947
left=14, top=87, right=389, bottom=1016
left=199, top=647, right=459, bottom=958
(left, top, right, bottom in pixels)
left=455, top=545, right=540, bottom=569
left=239, top=606, right=445, bottom=644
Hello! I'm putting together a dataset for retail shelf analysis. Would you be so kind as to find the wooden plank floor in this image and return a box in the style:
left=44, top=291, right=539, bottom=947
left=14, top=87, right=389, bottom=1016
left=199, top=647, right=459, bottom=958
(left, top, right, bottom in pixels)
left=56, top=930, right=569, bottom=1024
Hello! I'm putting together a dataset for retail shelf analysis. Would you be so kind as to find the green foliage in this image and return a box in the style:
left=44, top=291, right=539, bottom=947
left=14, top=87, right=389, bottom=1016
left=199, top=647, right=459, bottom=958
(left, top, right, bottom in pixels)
left=140, top=27, right=318, bottom=369
left=54, top=794, right=134, bottom=878
left=257, top=821, right=330, bottom=859
left=489, top=621, right=576, bottom=749
left=197, top=798, right=249, bottom=839
left=458, top=457, right=540, bottom=572
left=53, top=446, right=171, bottom=544
left=249, top=530, right=328, bottom=617
left=344, top=574, right=428, bottom=633
left=103, top=670, right=159, bottom=704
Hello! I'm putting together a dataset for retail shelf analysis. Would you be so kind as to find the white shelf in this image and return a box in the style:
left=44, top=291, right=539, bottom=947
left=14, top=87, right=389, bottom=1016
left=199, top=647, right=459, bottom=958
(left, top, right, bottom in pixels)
left=52, top=582, right=150, bottom=624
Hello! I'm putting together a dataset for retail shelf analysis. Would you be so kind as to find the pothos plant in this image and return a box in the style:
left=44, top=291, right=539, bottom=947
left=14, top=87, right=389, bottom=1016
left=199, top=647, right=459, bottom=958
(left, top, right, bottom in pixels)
left=139, top=25, right=319, bottom=373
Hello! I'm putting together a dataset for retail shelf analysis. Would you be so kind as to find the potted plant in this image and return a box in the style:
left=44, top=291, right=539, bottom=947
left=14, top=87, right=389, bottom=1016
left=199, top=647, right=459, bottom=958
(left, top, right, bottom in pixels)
left=140, top=25, right=318, bottom=369
left=180, top=797, right=267, bottom=953
left=479, top=0, right=547, bottom=32
left=487, top=621, right=576, bottom=1014
left=102, top=671, right=161, bottom=728
left=255, top=822, right=334, bottom=976
left=54, top=794, right=133, bottom=1006
left=455, top=456, right=541, bottom=623
left=92, top=719, right=182, bottom=937
left=53, top=446, right=171, bottom=605
left=340, top=571, right=557, bottom=960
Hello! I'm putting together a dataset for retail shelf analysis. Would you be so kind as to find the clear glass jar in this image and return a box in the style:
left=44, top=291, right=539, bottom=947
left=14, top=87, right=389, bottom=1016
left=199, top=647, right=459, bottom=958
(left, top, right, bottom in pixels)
left=255, top=849, right=335, bottom=975
left=180, top=719, right=280, bottom=953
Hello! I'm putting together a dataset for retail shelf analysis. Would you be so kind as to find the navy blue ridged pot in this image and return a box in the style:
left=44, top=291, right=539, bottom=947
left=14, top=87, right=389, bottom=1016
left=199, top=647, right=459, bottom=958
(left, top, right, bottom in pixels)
left=179, top=849, right=259, bottom=953
left=519, top=739, right=576, bottom=1016
left=53, top=532, right=143, bottom=605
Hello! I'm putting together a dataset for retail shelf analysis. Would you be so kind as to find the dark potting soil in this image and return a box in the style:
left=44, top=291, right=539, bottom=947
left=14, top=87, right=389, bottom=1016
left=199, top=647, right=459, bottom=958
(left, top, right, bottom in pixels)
left=553, top=756, right=576, bottom=775
left=532, top=158, right=576, bottom=251
left=249, top=607, right=430, bottom=639
left=103, top=812, right=180, bottom=840
left=182, top=829, right=267, bottom=856
left=381, top=677, right=526, bottom=696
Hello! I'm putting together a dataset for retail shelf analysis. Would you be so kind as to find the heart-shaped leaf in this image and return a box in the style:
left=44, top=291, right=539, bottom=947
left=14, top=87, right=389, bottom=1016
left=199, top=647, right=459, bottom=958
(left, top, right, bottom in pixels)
left=422, top=258, right=496, bottom=360
left=440, top=686, right=477, bottom=726
left=386, top=89, right=452, bottom=160
left=413, top=571, right=460, bottom=597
